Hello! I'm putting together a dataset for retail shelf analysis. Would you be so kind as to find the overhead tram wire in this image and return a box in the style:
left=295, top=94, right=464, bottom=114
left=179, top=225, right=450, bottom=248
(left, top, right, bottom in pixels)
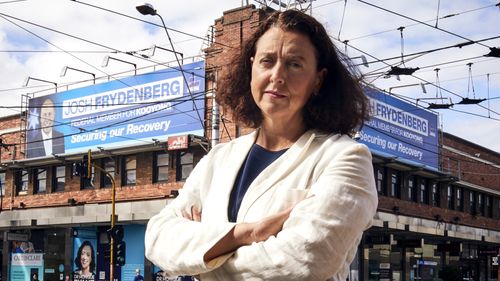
left=357, top=0, right=492, bottom=49
left=0, top=12, right=207, bottom=92
left=70, top=0, right=236, bottom=50
left=410, top=74, right=500, bottom=117
left=351, top=34, right=500, bottom=78
left=345, top=2, right=497, bottom=42
left=0, top=11, right=211, bottom=135
left=0, top=50, right=113, bottom=54
left=338, top=42, right=500, bottom=120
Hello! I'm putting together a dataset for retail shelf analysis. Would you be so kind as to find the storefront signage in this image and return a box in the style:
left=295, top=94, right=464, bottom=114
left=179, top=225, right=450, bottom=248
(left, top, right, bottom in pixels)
left=5, top=232, right=29, bottom=241
left=10, top=253, right=44, bottom=281
left=359, top=88, right=439, bottom=170
left=478, top=248, right=499, bottom=256
left=417, top=260, right=438, bottom=266
left=492, top=256, right=499, bottom=266
left=168, top=135, right=189, bottom=150
left=26, top=61, right=205, bottom=158
left=379, top=263, right=391, bottom=281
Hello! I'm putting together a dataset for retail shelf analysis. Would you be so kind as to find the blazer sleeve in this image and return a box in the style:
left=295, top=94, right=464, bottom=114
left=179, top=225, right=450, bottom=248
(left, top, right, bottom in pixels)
left=222, top=143, right=378, bottom=280
left=144, top=152, right=236, bottom=277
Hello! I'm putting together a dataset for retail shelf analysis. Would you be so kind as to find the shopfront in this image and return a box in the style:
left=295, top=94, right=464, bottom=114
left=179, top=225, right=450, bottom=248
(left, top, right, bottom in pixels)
left=2, top=224, right=147, bottom=281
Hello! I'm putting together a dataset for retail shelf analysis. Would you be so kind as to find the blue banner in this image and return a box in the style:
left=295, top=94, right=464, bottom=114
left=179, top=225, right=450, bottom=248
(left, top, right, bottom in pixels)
left=10, top=253, right=44, bottom=281
left=73, top=229, right=98, bottom=281
left=26, top=61, right=205, bottom=158
left=359, top=88, right=439, bottom=170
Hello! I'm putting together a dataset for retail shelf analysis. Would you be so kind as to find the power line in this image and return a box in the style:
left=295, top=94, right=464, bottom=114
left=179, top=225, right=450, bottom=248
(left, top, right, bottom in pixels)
left=69, top=0, right=236, bottom=50
left=357, top=0, right=492, bottom=49
left=346, top=2, right=497, bottom=42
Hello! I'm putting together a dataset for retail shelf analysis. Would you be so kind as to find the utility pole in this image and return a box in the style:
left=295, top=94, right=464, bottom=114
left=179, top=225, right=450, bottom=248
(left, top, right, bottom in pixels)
left=82, top=149, right=117, bottom=281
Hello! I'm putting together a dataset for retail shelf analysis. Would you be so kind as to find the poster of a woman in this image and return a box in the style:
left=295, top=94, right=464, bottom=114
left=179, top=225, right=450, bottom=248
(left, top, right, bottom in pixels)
left=73, top=240, right=96, bottom=281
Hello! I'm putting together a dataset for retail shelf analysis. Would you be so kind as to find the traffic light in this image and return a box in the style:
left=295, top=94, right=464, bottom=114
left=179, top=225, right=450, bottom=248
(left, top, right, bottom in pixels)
left=107, top=226, right=126, bottom=267
left=115, top=240, right=126, bottom=266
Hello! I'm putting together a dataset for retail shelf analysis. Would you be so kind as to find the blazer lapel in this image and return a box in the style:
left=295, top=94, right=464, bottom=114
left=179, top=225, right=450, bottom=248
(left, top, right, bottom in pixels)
left=237, top=130, right=318, bottom=221
left=204, top=131, right=258, bottom=222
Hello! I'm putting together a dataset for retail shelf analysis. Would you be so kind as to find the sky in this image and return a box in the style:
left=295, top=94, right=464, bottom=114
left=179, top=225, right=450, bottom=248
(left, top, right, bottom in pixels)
left=0, top=0, right=499, bottom=152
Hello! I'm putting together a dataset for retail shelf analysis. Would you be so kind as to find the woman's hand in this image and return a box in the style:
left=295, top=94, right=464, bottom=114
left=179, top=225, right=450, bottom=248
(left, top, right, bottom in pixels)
left=248, top=206, right=294, bottom=243
left=181, top=205, right=202, bottom=221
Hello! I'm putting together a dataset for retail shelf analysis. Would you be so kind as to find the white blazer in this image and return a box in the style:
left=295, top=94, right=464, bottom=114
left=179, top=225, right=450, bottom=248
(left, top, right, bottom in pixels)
left=145, top=130, right=378, bottom=281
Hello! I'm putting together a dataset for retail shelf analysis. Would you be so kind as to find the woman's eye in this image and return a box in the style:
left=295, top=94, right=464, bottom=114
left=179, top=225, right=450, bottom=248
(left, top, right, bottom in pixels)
left=260, top=58, right=273, bottom=65
left=288, top=61, right=302, bottom=68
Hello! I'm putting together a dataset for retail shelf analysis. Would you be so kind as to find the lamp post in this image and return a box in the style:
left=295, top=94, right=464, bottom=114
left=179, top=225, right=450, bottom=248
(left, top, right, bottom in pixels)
left=102, top=55, right=137, bottom=75
left=136, top=3, right=204, bottom=130
left=349, top=55, right=369, bottom=68
left=23, top=76, right=58, bottom=93
left=148, top=44, right=184, bottom=64
left=60, top=66, right=96, bottom=84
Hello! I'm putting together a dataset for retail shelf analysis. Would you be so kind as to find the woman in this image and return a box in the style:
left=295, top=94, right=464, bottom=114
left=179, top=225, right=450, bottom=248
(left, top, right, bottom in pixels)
left=145, top=9, right=377, bottom=281
left=73, top=240, right=95, bottom=281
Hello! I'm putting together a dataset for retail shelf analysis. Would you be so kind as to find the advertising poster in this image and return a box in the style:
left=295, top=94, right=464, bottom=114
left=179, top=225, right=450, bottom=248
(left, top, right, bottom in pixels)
left=359, top=88, right=439, bottom=170
left=26, top=61, right=205, bottom=158
left=73, top=229, right=98, bottom=281
left=10, top=253, right=44, bottom=281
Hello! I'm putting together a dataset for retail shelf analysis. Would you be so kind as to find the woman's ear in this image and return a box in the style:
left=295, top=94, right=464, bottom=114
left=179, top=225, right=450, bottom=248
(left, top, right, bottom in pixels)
left=315, top=68, right=327, bottom=93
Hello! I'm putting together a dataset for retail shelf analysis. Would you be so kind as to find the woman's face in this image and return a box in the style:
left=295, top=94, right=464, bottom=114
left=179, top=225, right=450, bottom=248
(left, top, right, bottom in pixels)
left=80, top=245, right=92, bottom=271
left=250, top=27, right=325, bottom=126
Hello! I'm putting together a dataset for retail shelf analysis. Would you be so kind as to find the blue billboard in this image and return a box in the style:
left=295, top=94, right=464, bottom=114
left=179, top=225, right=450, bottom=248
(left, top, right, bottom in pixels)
left=26, top=61, right=205, bottom=158
left=359, top=88, right=439, bottom=170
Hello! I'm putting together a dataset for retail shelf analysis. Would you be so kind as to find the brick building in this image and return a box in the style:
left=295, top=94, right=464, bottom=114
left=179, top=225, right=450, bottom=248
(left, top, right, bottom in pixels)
left=0, top=4, right=499, bottom=281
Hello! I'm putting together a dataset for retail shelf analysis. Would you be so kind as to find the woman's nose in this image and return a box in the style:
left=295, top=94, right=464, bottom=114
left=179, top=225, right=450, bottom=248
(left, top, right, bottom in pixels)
left=270, top=63, right=285, bottom=84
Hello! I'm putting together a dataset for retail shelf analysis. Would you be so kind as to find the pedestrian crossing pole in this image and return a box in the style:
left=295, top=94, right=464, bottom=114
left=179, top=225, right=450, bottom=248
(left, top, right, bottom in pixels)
left=85, top=149, right=116, bottom=281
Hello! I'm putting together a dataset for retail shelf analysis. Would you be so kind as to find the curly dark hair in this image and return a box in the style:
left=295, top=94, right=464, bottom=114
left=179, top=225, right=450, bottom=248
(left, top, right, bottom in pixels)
left=74, top=240, right=95, bottom=272
left=216, top=9, right=369, bottom=135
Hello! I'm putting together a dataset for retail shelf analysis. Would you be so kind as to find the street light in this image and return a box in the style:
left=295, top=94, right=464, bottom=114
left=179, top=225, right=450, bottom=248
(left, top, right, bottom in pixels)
left=23, top=76, right=58, bottom=93
left=148, top=44, right=184, bottom=64
left=136, top=2, right=204, bottom=130
left=349, top=55, right=369, bottom=68
left=60, top=66, right=96, bottom=84
left=102, top=55, right=137, bottom=75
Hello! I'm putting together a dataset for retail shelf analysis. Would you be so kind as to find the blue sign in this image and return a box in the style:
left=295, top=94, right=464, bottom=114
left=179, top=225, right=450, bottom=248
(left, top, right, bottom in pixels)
left=26, top=61, right=205, bottom=158
left=10, top=253, right=44, bottom=281
left=359, top=88, right=439, bottom=170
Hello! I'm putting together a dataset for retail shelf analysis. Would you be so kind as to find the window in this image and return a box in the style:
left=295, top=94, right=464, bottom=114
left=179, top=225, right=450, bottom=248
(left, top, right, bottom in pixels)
left=477, top=193, right=484, bottom=216
left=123, top=155, right=136, bottom=185
left=81, top=165, right=95, bottom=189
left=455, top=187, right=463, bottom=211
left=469, top=191, right=476, bottom=215
left=485, top=195, right=492, bottom=218
left=446, top=185, right=454, bottom=209
left=34, top=168, right=47, bottom=193
left=408, top=175, right=417, bottom=202
left=177, top=152, right=193, bottom=181
left=16, top=170, right=29, bottom=195
left=419, top=178, right=429, bottom=204
left=374, top=165, right=386, bottom=195
left=0, top=171, right=5, bottom=197
left=101, top=158, right=116, bottom=188
left=154, top=152, right=169, bottom=182
left=389, top=171, right=401, bottom=198
left=53, top=166, right=66, bottom=192
left=431, top=182, right=440, bottom=207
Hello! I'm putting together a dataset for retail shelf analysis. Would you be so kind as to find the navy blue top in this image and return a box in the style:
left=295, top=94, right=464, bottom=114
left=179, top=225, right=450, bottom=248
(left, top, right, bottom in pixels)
left=228, top=144, right=287, bottom=222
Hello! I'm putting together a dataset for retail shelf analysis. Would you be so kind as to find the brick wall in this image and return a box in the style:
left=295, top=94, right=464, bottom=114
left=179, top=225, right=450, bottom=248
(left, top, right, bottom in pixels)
left=441, top=132, right=500, bottom=191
